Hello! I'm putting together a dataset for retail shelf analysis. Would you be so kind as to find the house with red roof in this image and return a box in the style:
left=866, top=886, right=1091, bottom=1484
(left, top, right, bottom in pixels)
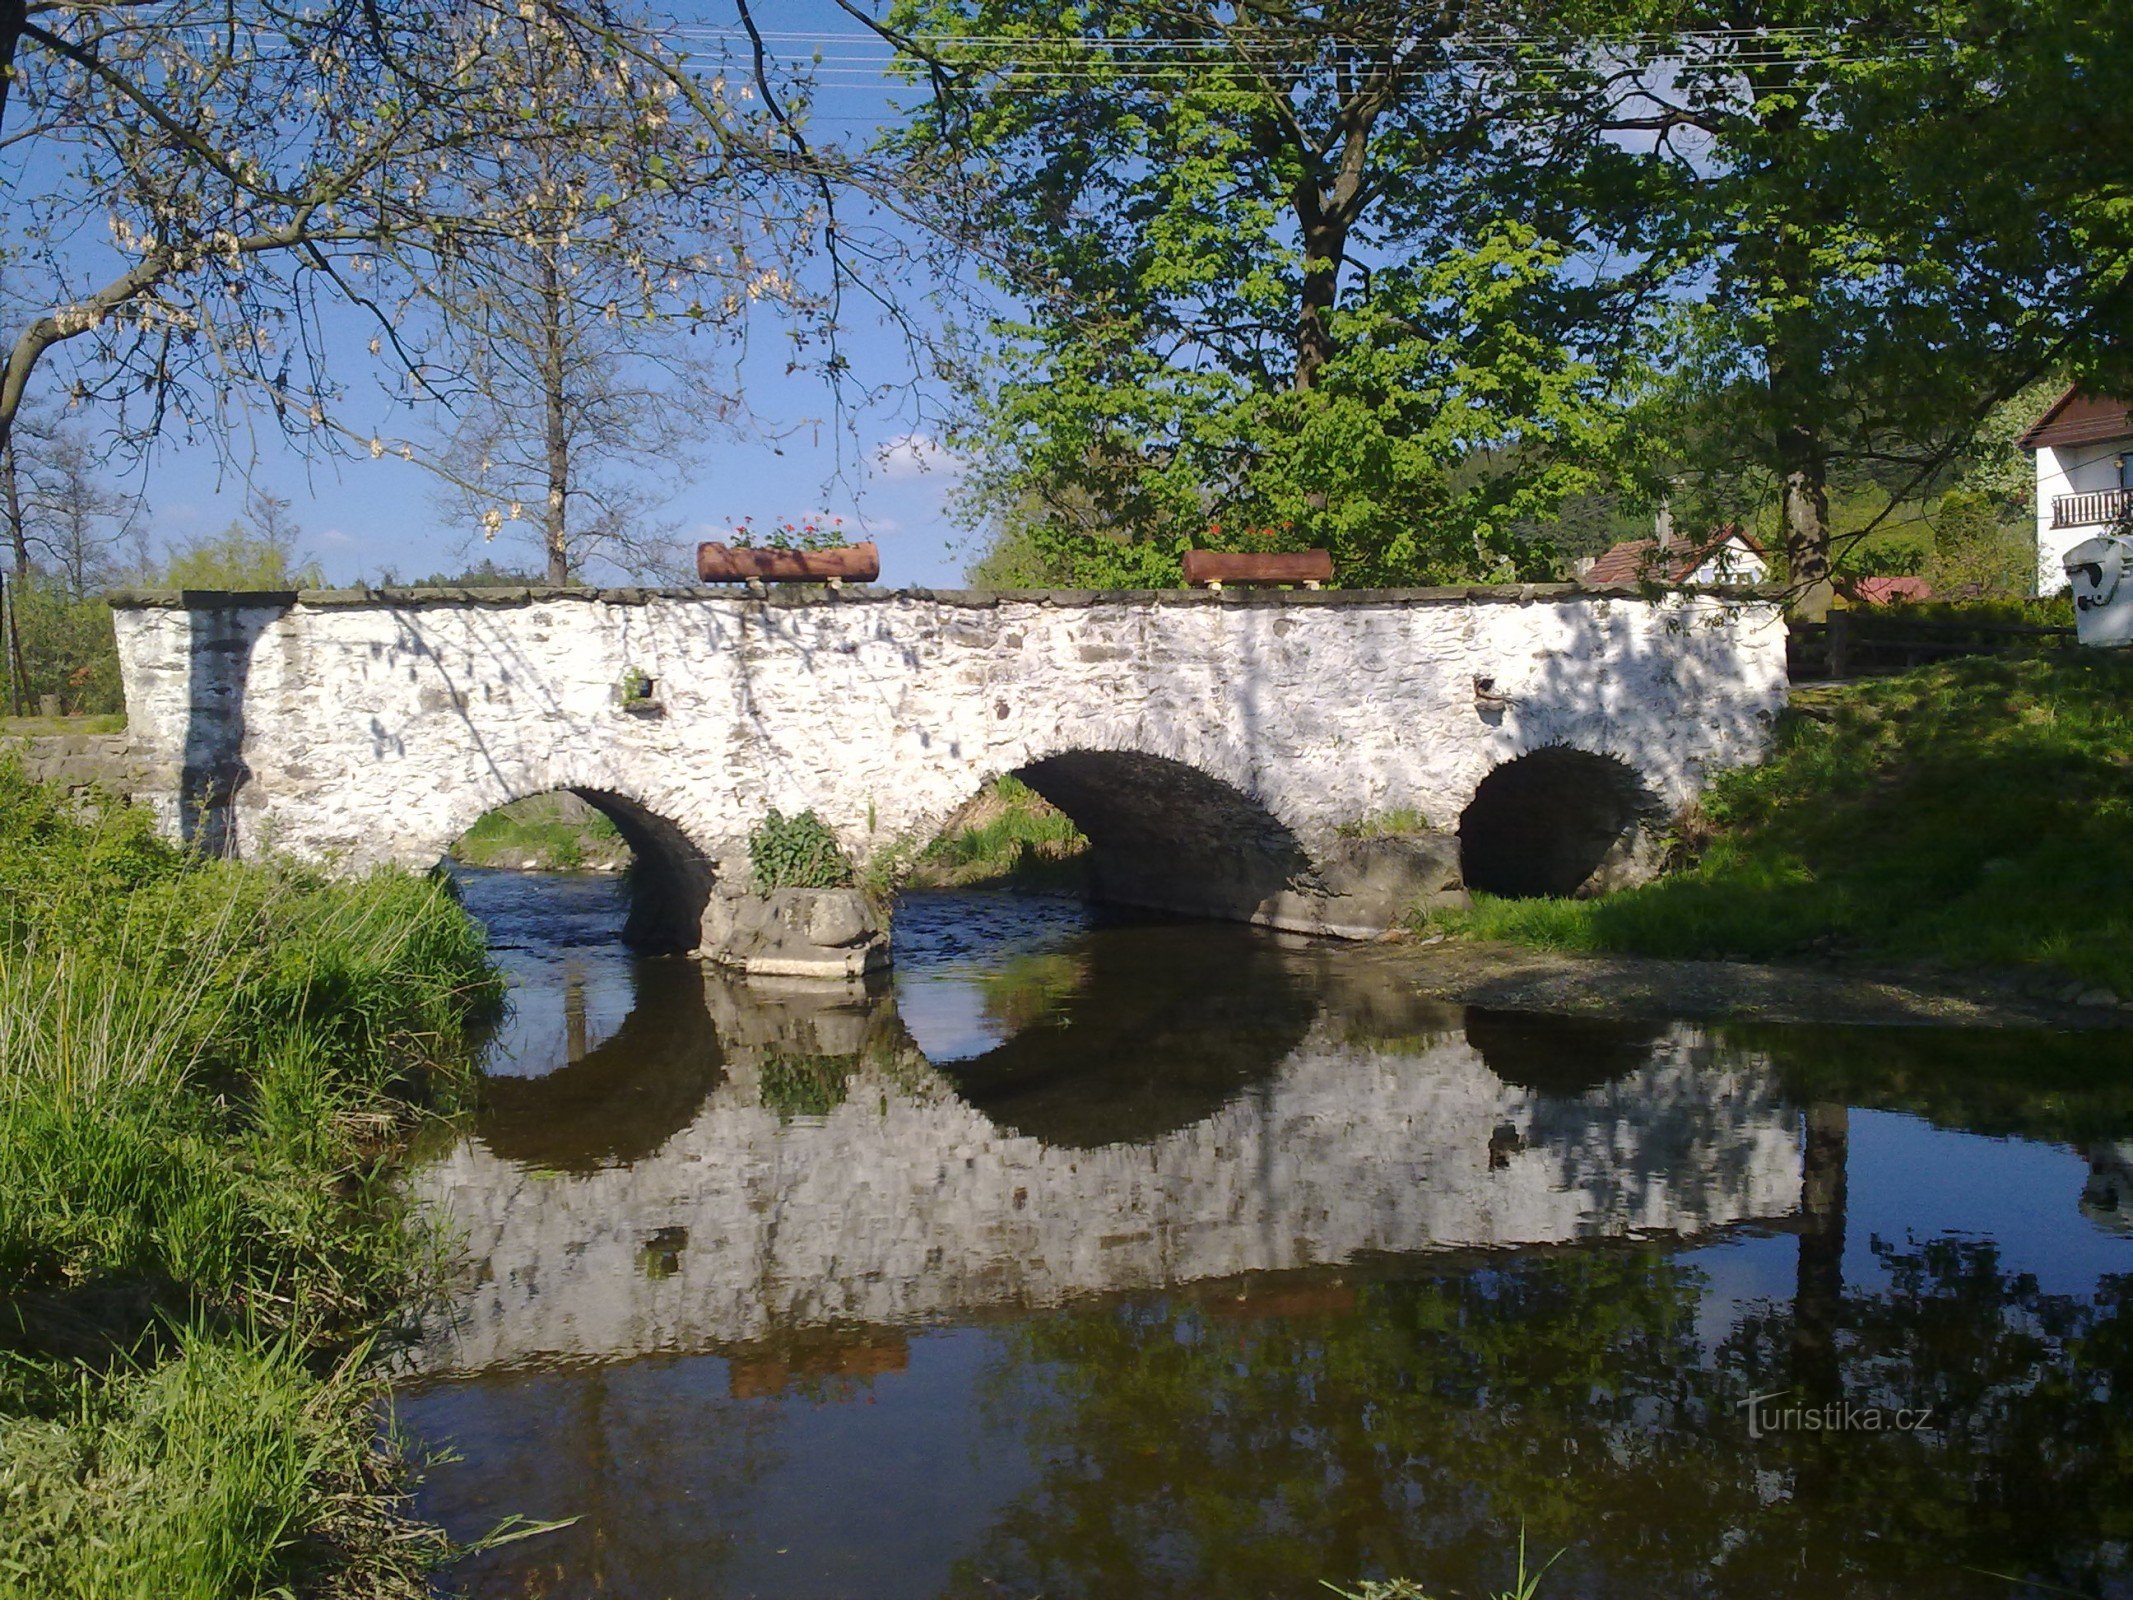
left=1581, top=522, right=1768, bottom=588
left=2020, top=386, right=2133, bottom=594
left=1839, top=575, right=1933, bottom=607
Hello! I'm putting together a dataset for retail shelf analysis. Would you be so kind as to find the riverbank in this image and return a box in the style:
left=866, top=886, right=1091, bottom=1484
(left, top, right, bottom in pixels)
left=903, top=775, right=1088, bottom=890
left=447, top=791, right=630, bottom=872
left=1424, top=652, right=2133, bottom=998
left=1371, top=938, right=2127, bottom=1030
left=0, top=763, right=500, bottom=1598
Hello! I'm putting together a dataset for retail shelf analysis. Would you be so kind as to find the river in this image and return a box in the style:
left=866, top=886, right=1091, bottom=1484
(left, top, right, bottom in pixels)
left=391, top=868, right=2133, bottom=1599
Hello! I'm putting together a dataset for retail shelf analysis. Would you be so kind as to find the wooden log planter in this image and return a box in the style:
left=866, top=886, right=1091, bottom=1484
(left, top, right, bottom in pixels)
left=697, top=541, right=881, bottom=585
left=1181, top=548, right=1333, bottom=590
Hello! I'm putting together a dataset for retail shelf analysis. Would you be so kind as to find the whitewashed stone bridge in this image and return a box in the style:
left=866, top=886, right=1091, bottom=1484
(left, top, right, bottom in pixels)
left=109, top=583, right=1786, bottom=964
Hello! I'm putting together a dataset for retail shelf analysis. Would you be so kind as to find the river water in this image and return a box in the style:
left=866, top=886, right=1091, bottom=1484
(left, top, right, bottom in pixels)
left=393, top=868, right=2133, bottom=1599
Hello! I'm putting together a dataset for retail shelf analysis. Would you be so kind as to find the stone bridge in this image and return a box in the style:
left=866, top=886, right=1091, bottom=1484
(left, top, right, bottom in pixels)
left=109, top=583, right=1786, bottom=965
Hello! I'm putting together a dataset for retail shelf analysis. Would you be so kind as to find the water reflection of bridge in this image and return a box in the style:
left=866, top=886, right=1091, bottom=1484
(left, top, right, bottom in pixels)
left=413, top=949, right=1804, bottom=1373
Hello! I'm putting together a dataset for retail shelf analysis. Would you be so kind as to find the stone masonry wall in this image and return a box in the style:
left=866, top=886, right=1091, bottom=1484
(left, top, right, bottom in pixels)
left=0, top=731, right=167, bottom=805
left=108, top=585, right=1788, bottom=937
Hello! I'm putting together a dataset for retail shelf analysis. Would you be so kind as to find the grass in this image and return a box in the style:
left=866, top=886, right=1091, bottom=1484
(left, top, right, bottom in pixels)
left=448, top=792, right=626, bottom=872
left=0, top=760, right=500, bottom=1597
left=1423, top=652, right=2133, bottom=993
left=1327, top=1531, right=1561, bottom=1600
left=1336, top=806, right=1435, bottom=839
left=906, top=775, right=1088, bottom=889
left=0, top=714, right=128, bottom=736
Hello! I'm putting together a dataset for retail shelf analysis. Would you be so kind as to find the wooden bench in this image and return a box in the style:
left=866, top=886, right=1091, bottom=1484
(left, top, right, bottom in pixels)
left=1181, top=549, right=1332, bottom=591
left=697, top=541, right=880, bottom=586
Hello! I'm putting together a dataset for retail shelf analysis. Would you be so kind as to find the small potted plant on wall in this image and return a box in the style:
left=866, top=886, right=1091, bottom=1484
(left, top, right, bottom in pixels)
left=617, top=665, right=661, bottom=714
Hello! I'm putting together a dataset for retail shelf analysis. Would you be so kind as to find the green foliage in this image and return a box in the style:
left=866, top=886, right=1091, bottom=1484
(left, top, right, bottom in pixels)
left=1335, top=807, right=1435, bottom=840
left=1919, top=490, right=2036, bottom=601
left=450, top=793, right=626, bottom=872
left=747, top=808, right=853, bottom=891
left=1425, top=654, right=2133, bottom=990
left=908, top=775, right=1087, bottom=888
left=726, top=516, right=850, bottom=553
left=0, top=761, right=498, bottom=1595
left=757, top=1050, right=851, bottom=1120
left=160, top=521, right=323, bottom=590
left=893, top=2, right=1627, bottom=587
left=961, top=222, right=1624, bottom=587
left=3, top=575, right=122, bottom=714
left=1574, top=6, right=2130, bottom=579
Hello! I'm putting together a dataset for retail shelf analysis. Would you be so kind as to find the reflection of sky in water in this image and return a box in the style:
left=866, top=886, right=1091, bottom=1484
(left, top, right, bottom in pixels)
left=1844, top=1110, right=2126, bottom=1294
left=890, top=890, right=1091, bottom=1062
left=453, top=867, right=639, bottom=1079
left=1682, top=1107, right=2131, bottom=1358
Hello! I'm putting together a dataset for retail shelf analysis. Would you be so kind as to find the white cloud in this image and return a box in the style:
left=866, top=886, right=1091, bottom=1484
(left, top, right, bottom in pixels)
left=873, top=432, right=958, bottom=481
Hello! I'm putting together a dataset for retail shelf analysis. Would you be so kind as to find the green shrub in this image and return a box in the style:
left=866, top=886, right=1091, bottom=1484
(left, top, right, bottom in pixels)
left=4, top=578, right=123, bottom=715
left=758, top=1050, right=851, bottom=1120
left=0, top=761, right=497, bottom=1594
left=449, top=793, right=626, bottom=871
left=747, top=807, right=853, bottom=891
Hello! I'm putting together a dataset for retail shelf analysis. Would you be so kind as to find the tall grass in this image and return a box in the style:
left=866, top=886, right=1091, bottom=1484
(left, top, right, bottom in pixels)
left=909, top=775, right=1088, bottom=889
left=0, top=761, right=498, bottom=1596
left=1425, top=653, right=2133, bottom=992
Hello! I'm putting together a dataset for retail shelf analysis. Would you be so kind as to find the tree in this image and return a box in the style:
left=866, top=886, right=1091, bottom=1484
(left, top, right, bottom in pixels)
left=414, top=24, right=753, bottom=584
left=1559, top=0, right=2133, bottom=611
left=9, top=418, right=134, bottom=595
left=0, top=0, right=820, bottom=491
left=885, top=0, right=1627, bottom=585
left=162, top=490, right=323, bottom=589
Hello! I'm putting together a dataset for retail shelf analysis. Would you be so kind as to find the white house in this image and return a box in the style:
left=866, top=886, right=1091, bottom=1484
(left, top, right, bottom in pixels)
left=2022, top=387, right=2133, bottom=595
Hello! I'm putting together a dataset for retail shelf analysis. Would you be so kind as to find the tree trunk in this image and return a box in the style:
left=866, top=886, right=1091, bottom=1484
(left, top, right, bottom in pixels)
left=1286, top=49, right=1384, bottom=394
left=1, top=440, right=28, bottom=715
left=538, top=248, right=571, bottom=586
left=1791, top=1101, right=1848, bottom=1404
left=1777, top=409, right=1835, bottom=620
left=1743, top=42, right=1837, bottom=621
left=1, top=434, right=28, bottom=581
left=0, top=0, right=27, bottom=137
left=1295, top=225, right=1345, bottom=393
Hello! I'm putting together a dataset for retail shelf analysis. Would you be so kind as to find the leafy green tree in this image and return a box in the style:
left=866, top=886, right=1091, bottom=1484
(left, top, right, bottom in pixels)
left=1561, top=0, right=2133, bottom=612
left=890, top=0, right=1628, bottom=586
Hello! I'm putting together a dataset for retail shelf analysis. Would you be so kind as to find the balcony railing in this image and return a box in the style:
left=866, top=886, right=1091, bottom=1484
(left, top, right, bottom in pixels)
left=2052, top=488, right=2131, bottom=529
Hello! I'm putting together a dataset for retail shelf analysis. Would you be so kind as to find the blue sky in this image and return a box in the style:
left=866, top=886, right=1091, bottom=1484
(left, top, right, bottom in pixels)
left=69, top=1, right=986, bottom=590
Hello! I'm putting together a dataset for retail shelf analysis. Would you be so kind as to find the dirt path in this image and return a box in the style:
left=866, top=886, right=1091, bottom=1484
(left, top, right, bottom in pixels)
left=1350, top=937, right=2131, bottom=1030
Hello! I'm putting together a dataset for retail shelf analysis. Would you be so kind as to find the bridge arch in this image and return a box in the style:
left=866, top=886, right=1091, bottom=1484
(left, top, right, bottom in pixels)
left=1456, top=746, right=1663, bottom=899
left=908, top=744, right=1321, bottom=930
left=443, top=785, right=716, bottom=953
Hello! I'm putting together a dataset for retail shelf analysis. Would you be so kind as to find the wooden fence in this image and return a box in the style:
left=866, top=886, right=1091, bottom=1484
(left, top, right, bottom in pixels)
left=1788, top=611, right=2079, bottom=680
